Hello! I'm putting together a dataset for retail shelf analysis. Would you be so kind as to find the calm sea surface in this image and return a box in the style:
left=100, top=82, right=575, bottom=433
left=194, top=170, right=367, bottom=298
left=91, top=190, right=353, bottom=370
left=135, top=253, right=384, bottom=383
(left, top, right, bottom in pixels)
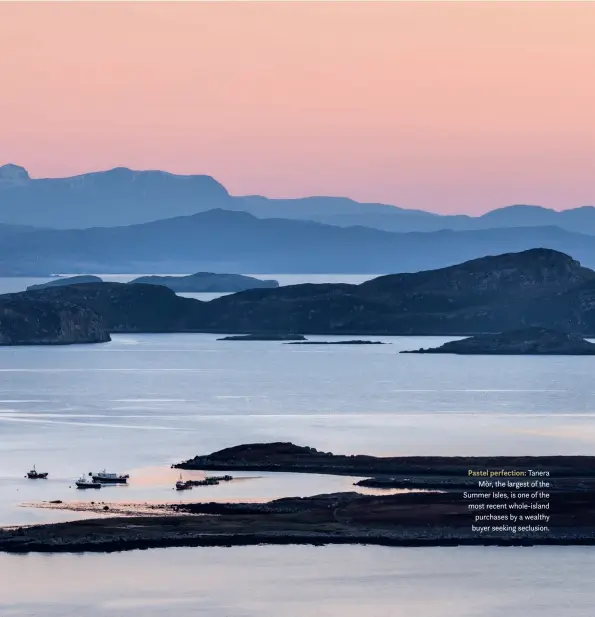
left=1, top=275, right=594, bottom=614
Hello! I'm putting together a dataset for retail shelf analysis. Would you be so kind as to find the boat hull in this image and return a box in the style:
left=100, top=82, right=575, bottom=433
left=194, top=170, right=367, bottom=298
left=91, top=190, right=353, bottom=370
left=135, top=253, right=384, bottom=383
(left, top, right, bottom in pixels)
left=91, top=476, right=128, bottom=484
left=76, top=483, right=102, bottom=489
left=27, top=473, right=48, bottom=479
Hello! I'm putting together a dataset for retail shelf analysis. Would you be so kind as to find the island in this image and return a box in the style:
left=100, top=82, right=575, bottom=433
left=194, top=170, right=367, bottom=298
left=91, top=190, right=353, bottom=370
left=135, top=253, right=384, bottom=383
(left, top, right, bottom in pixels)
left=218, top=333, right=306, bottom=341
left=26, top=275, right=104, bottom=291
left=128, top=272, right=279, bottom=293
left=3, top=443, right=595, bottom=552
left=0, top=295, right=110, bottom=345
left=3, top=250, right=595, bottom=338
left=172, top=442, right=595, bottom=478
left=401, top=327, right=595, bottom=355
left=287, top=340, right=385, bottom=345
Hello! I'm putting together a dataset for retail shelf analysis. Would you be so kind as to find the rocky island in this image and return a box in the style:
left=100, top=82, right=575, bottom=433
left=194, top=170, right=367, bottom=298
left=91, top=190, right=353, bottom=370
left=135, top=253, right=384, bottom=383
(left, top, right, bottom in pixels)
left=218, top=333, right=306, bottom=341
left=402, top=327, right=595, bottom=355
left=26, top=275, right=104, bottom=291
left=287, top=340, right=385, bottom=345
left=0, top=295, right=110, bottom=345
left=128, top=272, right=279, bottom=293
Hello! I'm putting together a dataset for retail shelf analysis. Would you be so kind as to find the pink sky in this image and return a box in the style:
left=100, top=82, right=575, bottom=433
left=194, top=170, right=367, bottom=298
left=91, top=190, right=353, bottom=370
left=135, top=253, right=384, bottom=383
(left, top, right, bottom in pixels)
left=2, top=1, right=595, bottom=214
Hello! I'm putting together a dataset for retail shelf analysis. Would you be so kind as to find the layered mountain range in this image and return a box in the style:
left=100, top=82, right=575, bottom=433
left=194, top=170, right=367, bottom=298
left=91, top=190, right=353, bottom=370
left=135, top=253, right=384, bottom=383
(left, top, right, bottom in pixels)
left=2, top=163, right=595, bottom=275
left=1, top=163, right=595, bottom=233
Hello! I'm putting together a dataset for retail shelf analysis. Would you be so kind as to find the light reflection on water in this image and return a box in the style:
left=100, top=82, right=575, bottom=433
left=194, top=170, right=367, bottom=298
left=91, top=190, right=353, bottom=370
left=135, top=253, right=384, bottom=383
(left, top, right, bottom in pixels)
left=0, top=545, right=592, bottom=616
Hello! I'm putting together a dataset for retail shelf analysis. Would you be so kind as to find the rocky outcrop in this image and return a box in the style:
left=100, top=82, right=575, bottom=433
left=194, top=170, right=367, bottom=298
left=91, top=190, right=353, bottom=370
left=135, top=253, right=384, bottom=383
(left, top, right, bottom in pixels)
left=26, top=275, right=104, bottom=291
left=128, top=272, right=278, bottom=293
left=0, top=296, right=110, bottom=345
left=187, top=249, right=595, bottom=335
left=218, top=333, right=306, bottom=341
left=10, top=283, right=206, bottom=333
left=402, top=327, right=595, bottom=355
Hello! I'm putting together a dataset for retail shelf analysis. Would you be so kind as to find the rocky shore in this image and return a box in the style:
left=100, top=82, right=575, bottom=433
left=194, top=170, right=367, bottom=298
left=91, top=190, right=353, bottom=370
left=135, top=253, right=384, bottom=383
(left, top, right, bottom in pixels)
left=173, top=442, right=595, bottom=478
left=402, top=327, right=595, bottom=355
left=2, top=489, right=594, bottom=553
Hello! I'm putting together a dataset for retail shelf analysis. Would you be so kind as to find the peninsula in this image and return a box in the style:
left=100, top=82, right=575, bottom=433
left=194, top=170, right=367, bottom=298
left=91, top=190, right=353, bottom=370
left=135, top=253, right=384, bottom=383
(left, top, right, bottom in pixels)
left=401, top=327, right=595, bottom=355
left=0, top=295, right=110, bottom=345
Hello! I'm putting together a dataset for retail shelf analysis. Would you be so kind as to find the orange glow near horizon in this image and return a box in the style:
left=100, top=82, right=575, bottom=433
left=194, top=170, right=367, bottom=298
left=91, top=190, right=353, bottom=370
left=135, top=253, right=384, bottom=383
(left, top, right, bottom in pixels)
left=1, top=1, right=595, bottom=213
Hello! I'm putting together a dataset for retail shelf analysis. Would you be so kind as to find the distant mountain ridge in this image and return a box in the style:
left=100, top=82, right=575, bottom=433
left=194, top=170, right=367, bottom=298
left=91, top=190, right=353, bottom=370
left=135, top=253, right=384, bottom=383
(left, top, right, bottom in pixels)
left=3, top=209, right=595, bottom=274
left=1, top=163, right=594, bottom=233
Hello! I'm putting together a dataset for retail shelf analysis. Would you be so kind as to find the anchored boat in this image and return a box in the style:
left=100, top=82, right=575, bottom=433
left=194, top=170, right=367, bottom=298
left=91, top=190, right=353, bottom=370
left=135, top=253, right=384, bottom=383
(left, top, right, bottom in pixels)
left=26, top=465, right=48, bottom=479
left=175, top=475, right=192, bottom=491
left=75, top=475, right=102, bottom=489
left=90, top=470, right=129, bottom=484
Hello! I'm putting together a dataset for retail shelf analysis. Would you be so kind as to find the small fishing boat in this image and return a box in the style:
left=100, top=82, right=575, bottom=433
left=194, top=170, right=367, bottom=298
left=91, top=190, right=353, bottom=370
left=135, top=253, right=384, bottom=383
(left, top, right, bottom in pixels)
left=26, top=465, right=48, bottom=479
left=89, top=470, right=129, bottom=484
left=75, top=475, right=102, bottom=489
left=175, top=475, right=192, bottom=491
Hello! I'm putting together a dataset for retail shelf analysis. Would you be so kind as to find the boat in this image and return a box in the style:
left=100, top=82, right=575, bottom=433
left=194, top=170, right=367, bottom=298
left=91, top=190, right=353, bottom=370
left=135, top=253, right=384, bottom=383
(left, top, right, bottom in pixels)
left=89, top=470, right=129, bottom=484
left=75, top=475, right=102, bottom=489
left=26, top=465, right=48, bottom=479
left=175, top=475, right=192, bottom=491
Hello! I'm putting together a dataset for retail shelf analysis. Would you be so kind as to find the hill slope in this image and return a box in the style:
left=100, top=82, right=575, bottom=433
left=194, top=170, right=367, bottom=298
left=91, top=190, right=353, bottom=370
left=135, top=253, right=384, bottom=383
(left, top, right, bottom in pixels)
left=3, top=209, right=595, bottom=274
left=6, top=249, right=595, bottom=337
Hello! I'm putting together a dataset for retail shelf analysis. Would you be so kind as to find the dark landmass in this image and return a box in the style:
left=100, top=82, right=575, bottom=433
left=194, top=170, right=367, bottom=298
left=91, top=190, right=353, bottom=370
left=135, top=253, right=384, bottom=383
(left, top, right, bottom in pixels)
left=218, top=333, right=306, bottom=341
left=129, top=272, right=279, bottom=293
left=3, top=203, right=595, bottom=274
left=174, top=442, right=595, bottom=478
left=7, top=283, right=205, bottom=333
left=3, top=164, right=595, bottom=235
left=0, top=295, right=110, bottom=345
left=26, top=275, right=104, bottom=291
left=287, top=340, right=385, bottom=345
left=3, top=444, right=595, bottom=552
left=4, top=249, right=595, bottom=338
left=402, top=327, right=595, bottom=355
left=2, top=488, right=594, bottom=553
left=164, top=249, right=595, bottom=336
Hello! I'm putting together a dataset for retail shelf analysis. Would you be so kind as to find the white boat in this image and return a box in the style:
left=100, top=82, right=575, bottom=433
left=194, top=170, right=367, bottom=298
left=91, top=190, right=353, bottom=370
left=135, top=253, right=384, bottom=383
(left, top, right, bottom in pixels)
left=89, top=470, right=129, bottom=484
left=75, top=475, right=102, bottom=489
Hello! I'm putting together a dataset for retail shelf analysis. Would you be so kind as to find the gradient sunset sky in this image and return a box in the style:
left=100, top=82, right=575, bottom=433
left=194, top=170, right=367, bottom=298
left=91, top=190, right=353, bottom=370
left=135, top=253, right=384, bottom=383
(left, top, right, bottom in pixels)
left=2, top=1, right=595, bottom=214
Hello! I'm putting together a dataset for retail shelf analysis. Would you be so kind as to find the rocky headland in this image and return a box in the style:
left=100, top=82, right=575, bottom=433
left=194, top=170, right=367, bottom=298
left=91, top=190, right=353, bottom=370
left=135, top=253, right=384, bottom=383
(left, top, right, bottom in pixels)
left=0, top=295, right=110, bottom=345
left=402, top=327, right=595, bottom=355
left=173, top=442, right=595, bottom=478
left=128, top=272, right=279, bottom=293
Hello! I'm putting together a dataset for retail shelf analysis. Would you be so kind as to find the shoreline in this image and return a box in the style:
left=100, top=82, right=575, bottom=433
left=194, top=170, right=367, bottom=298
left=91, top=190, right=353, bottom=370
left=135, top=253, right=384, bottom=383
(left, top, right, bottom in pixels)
left=3, top=444, right=595, bottom=554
